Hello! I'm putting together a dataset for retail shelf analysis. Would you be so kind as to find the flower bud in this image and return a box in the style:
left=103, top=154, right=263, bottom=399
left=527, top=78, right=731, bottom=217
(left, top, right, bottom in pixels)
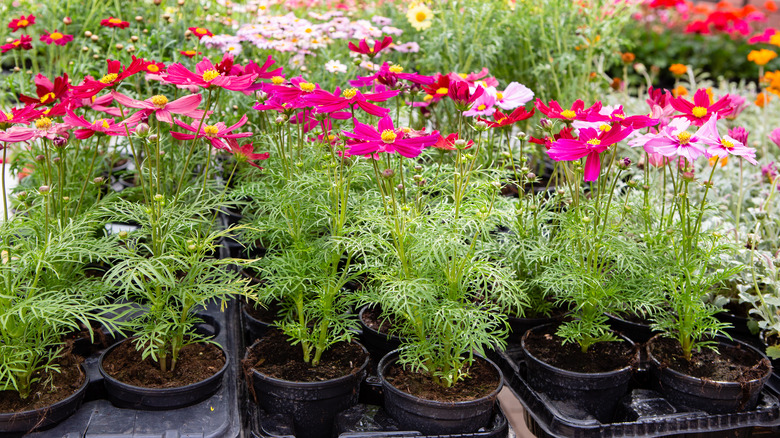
left=135, top=16, right=144, bottom=22
left=36, top=154, right=45, bottom=162
left=414, top=165, right=422, bottom=172
left=526, top=172, right=536, bottom=180
left=52, top=136, right=68, bottom=148
left=682, top=171, right=695, bottom=182
left=93, top=177, right=105, bottom=185
left=755, top=210, right=767, bottom=220
left=516, top=131, right=527, bottom=141
left=154, top=193, right=164, bottom=202
left=16, top=191, right=27, bottom=201
left=148, top=134, right=158, bottom=143
left=135, top=123, right=150, bottom=137
left=581, top=216, right=591, bottom=224
left=63, top=17, right=72, bottom=25
left=381, top=168, right=395, bottom=179
left=454, top=139, right=466, bottom=149
left=557, top=188, right=565, bottom=196
left=275, top=115, right=287, bottom=124
left=84, top=31, right=92, bottom=37
left=188, top=244, right=197, bottom=251
left=491, top=181, right=502, bottom=190
left=52, top=157, right=61, bottom=164
left=413, top=174, right=422, bottom=182
left=352, top=57, right=362, bottom=66
left=618, top=157, right=631, bottom=169
left=417, top=178, right=426, bottom=187
left=396, top=183, right=404, bottom=191
left=539, top=118, right=552, bottom=129
left=474, top=121, right=488, bottom=131
left=39, top=185, right=51, bottom=194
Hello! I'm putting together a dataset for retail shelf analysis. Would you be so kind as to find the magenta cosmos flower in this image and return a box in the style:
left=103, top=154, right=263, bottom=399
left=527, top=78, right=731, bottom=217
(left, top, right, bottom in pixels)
left=171, top=114, right=253, bottom=150
left=1, top=35, right=32, bottom=53
left=547, top=126, right=633, bottom=181
left=305, top=87, right=399, bottom=116
left=112, top=92, right=206, bottom=125
left=671, top=88, right=731, bottom=126
left=40, top=30, right=73, bottom=46
left=349, top=61, right=434, bottom=88
left=64, top=109, right=128, bottom=139
left=638, top=117, right=709, bottom=162
left=165, top=57, right=256, bottom=91
left=348, top=36, right=393, bottom=57
left=225, top=138, right=269, bottom=169
left=70, top=57, right=150, bottom=98
left=343, top=116, right=439, bottom=158
left=0, top=126, right=37, bottom=143
left=536, top=99, right=609, bottom=122
left=697, top=115, right=757, bottom=165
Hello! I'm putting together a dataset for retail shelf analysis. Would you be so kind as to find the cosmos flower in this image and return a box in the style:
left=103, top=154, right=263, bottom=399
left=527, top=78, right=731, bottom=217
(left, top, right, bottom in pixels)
left=670, top=88, right=732, bottom=126
left=548, top=126, right=633, bottom=181
left=350, top=61, right=434, bottom=88
left=171, top=114, right=253, bottom=150
left=305, top=86, right=399, bottom=116
left=70, top=56, right=150, bottom=98
left=1, top=35, right=32, bottom=53
left=697, top=115, right=757, bottom=165
left=476, top=107, right=535, bottom=128
left=180, top=49, right=202, bottom=58
left=8, top=14, right=35, bottom=33
left=343, top=115, right=438, bottom=158
left=639, top=117, right=709, bottom=162
left=0, top=105, right=45, bottom=127
left=101, top=17, right=130, bottom=29
left=40, top=29, right=73, bottom=46
left=19, top=73, right=70, bottom=106
left=348, top=36, right=393, bottom=57
left=432, top=133, right=473, bottom=150
left=112, top=92, right=206, bottom=125
left=64, top=109, right=129, bottom=139
left=225, top=138, right=269, bottom=169
left=0, top=126, right=36, bottom=143
left=189, top=27, right=213, bottom=39
left=325, top=60, right=347, bottom=74
left=462, top=92, right=496, bottom=117
left=491, top=82, right=534, bottom=110
left=165, top=57, right=257, bottom=91
left=535, top=99, right=609, bottom=122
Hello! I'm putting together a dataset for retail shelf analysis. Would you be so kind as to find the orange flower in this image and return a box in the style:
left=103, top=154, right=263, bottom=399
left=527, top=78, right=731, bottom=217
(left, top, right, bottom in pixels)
left=673, top=85, right=688, bottom=97
left=621, top=52, right=635, bottom=64
left=709, top=156, right=728, bottom=167
left=756, top=92, right=771, bottom=107
left=669, top=63, right=687, bottom=76
left=771, top=33, right=780, bottom=47
left=766, top=0, right=778, bottom=12
left=748, top=49, right=778, bottom=66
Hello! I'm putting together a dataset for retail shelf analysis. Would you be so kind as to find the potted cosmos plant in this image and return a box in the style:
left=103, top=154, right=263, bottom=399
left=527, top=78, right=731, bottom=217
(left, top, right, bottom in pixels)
left=632, top=94, right=772, bottom=413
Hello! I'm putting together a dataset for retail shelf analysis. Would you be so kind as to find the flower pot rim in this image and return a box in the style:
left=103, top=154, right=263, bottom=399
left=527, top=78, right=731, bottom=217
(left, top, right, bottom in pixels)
left=521, top=322, right=638, bottom=378
left=246, top=338, right=370, bottom=388
left=377, top=349, right=504, bottom=408
left=0, top=362, right=88, bottom=419
left=646, top=333, right=772, bottom=386
left=358, top=304, right=404, bottom=341
left=98, top=337, right=229, bottom=394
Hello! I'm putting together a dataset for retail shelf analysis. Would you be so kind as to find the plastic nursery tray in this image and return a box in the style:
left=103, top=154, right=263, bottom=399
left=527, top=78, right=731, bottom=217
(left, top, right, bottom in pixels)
left=245, top=376, right=511, bottom=438
left=490, top=342, right=780, bottom=438
left=19, top=298, right=243, bottom=438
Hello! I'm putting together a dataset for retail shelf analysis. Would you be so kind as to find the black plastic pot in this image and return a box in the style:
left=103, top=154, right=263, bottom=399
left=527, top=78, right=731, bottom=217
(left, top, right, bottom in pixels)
left=0, top=364, right=88, bottom=434
left=507, top=313, right=564, bottom=344
left=98, top=338, right=229, bottom=410
left=606, top=312, right=656, bottom=344
left=377, top=350, right=504, bottom=435
left=716, top=309, right=756, bottom=340
left=357, top=305, right=404, bottom=363
left=521, top=323, right=637, bottom=423
left=242, top=302, right=274, bottom=342
left=246, top=339, right=370, bottom=438
left=647, top=334, right=771, bottom=414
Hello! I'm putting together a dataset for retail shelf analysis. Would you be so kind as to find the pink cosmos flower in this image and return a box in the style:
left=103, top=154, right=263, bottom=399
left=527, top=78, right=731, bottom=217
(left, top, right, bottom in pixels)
left=0, top=105, right=44, bottom=126
left=165, top=57, right=257, bottom=91
left=171, top=114, right=253, bottom=150
left=0, top=126, right=37, bottom=143
left=535, top=99, right=609, bottom=122
left=343, top=115, right=438, bottom=158
left=253, top=95, right=300, bottom=113
left=69, top=92, right=122, bottom=117
left=348, top=36, right=393, bottom=57
left=646, top=86, right=675, bottom=126
left=8, top=14, right=35, bottom=33
left=547, top=126, right=633, bottom=181
left=40, top=30, right=73, bottom=46
left=725, top=93, right=748, bottom=119
left=112, top=92, right=205, bottom=125
left=64, top=109, right=128, bottom=139
left=306, top=87, right=399, bottom=116
left=237, top=56, right=284, bottom=94
left=640, top=117, right=709, bottom=162
left=770, top=128, right=780, bottom=148
left=448, top=81, right=484, bottom=110
left=697, top=115, right=757, bottom=165
left=349, top=61, right=434, bottom=88
left=671, top=88, right=732, bottom=126
left=264, top=76, right=320, bottom=105
left=491, top=82, right=534, bottom=110
left=1, top=35, right=32, bottom=53
left=463, top=92, right=496, bottom=117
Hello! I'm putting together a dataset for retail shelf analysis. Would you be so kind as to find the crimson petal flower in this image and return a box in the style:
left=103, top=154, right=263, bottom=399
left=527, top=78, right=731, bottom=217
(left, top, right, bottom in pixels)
left=343, top=115, right=438, bottom=158
left=414, top=73, right=451, bottom=107
left=8, top=15, right=35, bottom=33
left=433, top=133, right=473, bottom=151
left=40, top=30, right=73, bottom=46
left=20, top=73, right=70, bottom=106
left=305, top=87, right=400, bottom=116
left=64, top=108, right=129, bottom=139
left=188, top=27, right=213, bottom=40
left=165, top=57, right=257, bottom=91
left=1, top=34, right=32, bottom=53
left=535, top=99, right=609, bottom=122
left=448, top=81, right=484, bottom=110
left=530, top=127, right=576, bottom=150
left=112, top=91, right=205, bottom=125
left=671, top=88, right=732, bottom=126
left=71, top=56, right=150, bottom=98
left=226, top=138, right=269, bottom=169
left=238, top=55, right=284, bottom=94
left=476, top=107, right=535, bottom=128
left=348, top=36, right=393, bottom=57
left=350, top=61, right=434, bottom=88
left=171, top=114, right=253, bottom=150
left=264, top=76, right=320, bottom=105
left=0, top=105, right=45, bottom=127
left=547, top=126, right=632, bottom=181
left=101, top=17, right=130, bottom=29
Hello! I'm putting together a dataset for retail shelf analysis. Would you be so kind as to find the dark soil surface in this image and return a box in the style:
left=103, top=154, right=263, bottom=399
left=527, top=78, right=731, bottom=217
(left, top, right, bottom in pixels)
left=103, top=340, right=225, bottom=388
left=244, top=330, right=368, bottom=382
left=0, top=358, right=85, bottom=413
left=361, top=306, right=398, bottom=335
left=524, top=326, right=636, bottom=373
left=385, top=357, right=500, bottom=402
left=723, top=301, right=752, bottom=319
left=649, top=337, right=770, bottom=382
left=245, top=300, right=282, bottom=324
left=612, top=312, right=653, bottom=325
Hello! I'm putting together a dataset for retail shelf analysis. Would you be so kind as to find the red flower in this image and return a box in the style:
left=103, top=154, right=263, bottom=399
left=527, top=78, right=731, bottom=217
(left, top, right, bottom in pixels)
left=264, top=76, right=320, bottom=105
left=414, top=73, right=451, bottom=107
left=143, top=60, right=167, bottom=74
left=0, top=105, right=44, bottom=127
left=180, top=49, right=202, bottom=58
left=101, top=17, right=130, bottom=29
left=1, top=35, right=32, bottom=53
left=70, top=56, right=150, bottom=98
left=530, top=127, right=576, bottom=150
left=433, top=133, right=473, bottom=150
left=20, top=73, right=70, bottom=106
left=171, top=115, right=253, bottom=150
left=64, top=109, right=128, bottom=139
left=350, top=61, right=434, bottom=89
left=348, top=36, right=393, bottom=58
left=8, top=15, right=35, bottom=33
left=40, top=30, right=73, bottom=46
left=448, top=81, right=484, bottom=109
left=670, top=88, right=732, bottom=126
left=476, top=107, right=535, bottom=128
left=305, top=87, right=400, bottom=116
left=225, top=138, right=269, bottom=169
left=535, top=99, right=608, bottom=122
left=188, top=27, right=213, bottom=39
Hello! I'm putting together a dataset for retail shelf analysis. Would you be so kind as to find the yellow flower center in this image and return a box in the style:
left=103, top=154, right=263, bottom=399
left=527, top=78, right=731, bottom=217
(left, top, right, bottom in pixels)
left=599, top=124, right=611, bottom=132
left=100, top=119, right=110, bottom=129
left=202, top=69, right=220, bottom=82
left=691, top=106, right=707, bottom=118
left=40, top=92, right=56, bottom=103
left=477, top=104, right=486, bottom=111
left=423, top=95, right=433, bottom=101
left=271, top=76, right=285, bottom=85
left=389, top=64, right=404, bottom=73
left=100, top=73, right=118, bottom=84
left=195, top=27, right=208, bottom=34
left=560, top=109, right=576, bottom=119
left=35, top=117, right=52, bottom=130
left=722, top=140, right=734, bottom=149
left=184, top=50, right=196, bottom=56
left=109, top=18, right=123, bottom=24
left=299, top=82, right=315, bottom=92
left=151, top=95, right=169, bottom=107
left=586, top=139, right=601, bottom=146
left=436, top=87, right=448, bottom=95
left=305, top=28, right=312, bottom=33
left=3, top=112, right=12, bottom=121
left=50, top=32, right=64, bottom=40
left=496, top=92, right=504, bottom=100
left=203, top=125, right=219, bottom=136
left=380, top=129, right=397, bottom=143
left=18, top=19, right=29, bottom=27
left=12, top=41, right=20, bottom=47
left=677, top=131, right=692, bottom=144
left=342, top=88, right=357, bottom=98
left=147, top=65, right=160, bottom=73
left=327, top=134, right=336, bottom=142
left=458, top=73, right=467, bottom=79
left=415, top=11, right=428, bottom=22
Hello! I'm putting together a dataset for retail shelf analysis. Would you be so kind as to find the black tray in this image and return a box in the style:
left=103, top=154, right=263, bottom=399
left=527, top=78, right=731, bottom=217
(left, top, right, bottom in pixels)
left=490, top=342, right=780, bottom=438
left=21, top=298, right=243, bottom=438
